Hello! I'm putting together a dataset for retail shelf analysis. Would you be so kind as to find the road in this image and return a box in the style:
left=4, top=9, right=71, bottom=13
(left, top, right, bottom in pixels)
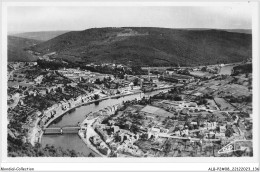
left=78, top=117, right=106, bottom=157
left=158, top=133, right=221, bottom=142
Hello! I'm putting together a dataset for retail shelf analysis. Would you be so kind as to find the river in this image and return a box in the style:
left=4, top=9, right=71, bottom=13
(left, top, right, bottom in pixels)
left=41, top=89, right=168, bottom=157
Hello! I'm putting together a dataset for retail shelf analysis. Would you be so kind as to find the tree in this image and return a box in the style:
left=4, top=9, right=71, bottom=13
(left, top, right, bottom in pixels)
left=198, top=98, right=207, bottom=105
left=140, top=133, right=148, bottom=140
left=164, top=141, right=172, bottom=154
left=114, top=133, right=121, bottom=142
left=201, top=66, right=207, bottom=72
left=131, top=66, right=145, bottom=75
left=88, top=152, right=95, bottom=157
left=93, top=94, right=100, bottom=100
left=130, top=124, right=139, bottom=134
left=133, top=78, right=139, bottom=86
left=225, top=128, right=233, bottom=137
left=174, top=96, right=182, bottom=101
left=95, top=78, right=102, bottom=84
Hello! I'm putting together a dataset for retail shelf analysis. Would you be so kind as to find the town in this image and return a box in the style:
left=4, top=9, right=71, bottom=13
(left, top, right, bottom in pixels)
left=4, top=4, right=257, bottom=172
left=7, top=57, right=253, bottom=157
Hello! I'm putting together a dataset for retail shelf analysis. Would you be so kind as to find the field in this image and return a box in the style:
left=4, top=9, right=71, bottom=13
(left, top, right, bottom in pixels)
left=214, top=98, right=235, bottom=111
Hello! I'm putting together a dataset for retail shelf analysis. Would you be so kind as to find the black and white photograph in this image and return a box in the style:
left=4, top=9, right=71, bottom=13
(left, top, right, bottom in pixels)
left=1, top=1, right=259, bottom=171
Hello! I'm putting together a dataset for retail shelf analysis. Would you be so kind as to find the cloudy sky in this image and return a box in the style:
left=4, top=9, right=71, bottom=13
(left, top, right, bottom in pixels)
left=7, top=4, right=252, bottom=33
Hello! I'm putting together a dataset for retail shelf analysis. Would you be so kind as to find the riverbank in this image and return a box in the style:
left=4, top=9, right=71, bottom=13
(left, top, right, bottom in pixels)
left=35, top=89, right=143, bottom=145
left=38, top=86, right=173, bottom=155
left=43, top=90, right=142, bottom=128
left=41, top=86, right=172, bottom=129
left=78, top=117, right=105, bottom=157
left=78, top=103, right=123, bottom=157
left=153, top=85, right=174, bottom=91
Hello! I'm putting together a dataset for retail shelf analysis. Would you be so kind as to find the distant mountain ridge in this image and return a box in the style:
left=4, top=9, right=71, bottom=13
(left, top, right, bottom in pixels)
left=8, top=36, right=43, bottom=62
left=11, top=31, right=70, bottom=41
left=29, top=27, right=252, bottom=66
left=221, top=29, right=252, bottom=34
left=183, top=28, right=251, bottom=34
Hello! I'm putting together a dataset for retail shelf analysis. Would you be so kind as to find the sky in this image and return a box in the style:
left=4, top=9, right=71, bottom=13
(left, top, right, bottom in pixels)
left=7, top=4, right=252, bottom=33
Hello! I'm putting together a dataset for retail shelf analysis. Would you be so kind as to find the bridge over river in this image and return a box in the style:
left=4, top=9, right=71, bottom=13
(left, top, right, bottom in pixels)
left=43, top=126, right=81, bottom=135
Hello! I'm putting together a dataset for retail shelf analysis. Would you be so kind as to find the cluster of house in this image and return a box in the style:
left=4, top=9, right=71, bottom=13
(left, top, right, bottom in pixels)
left=58, top=67, right=118, bottom=84
left=170, top=121, right=227, bottom=139
left=154, top=102, right=235, bottom=135
left=18, top=78, right=116, bottom=147
left=147, top=104, right=245, bottom=143
left=89, top=134, right=111, bottom=156
left=86, top=63, right=131, bottom=71
left=57, top=67, right=166, bottom=98
left=24, top=74, right=135, bottom=147
left=34, top=75, right=44, bottom=84
left=8, top=62, right=37, bottom=71
left=78, top=104, right=122, bottom=156
left=87, top=104, right=121, bottom=122
left=79, top=102, right=148, bottom=157
left=116, top=138, right=143, bottom=157
left=146, top=102, right=243, bottom=140
left=159, top=100, right=221, bottom=116
left=23, top=91, right=110, bottom=146
left=93, top=123, right=143, bottom=157
left=162, top=72, right=195, bottom=83
left=38, top=93, right=99, bottom=128
left=82, top=96, right=251, bottom=157
left=203, top=66, right=220, bottom=74
left=58, top=68, right=91, bottom=79
left=24, top=84, right=65, bottom=97
left=147, top=127, right=169, bottom=139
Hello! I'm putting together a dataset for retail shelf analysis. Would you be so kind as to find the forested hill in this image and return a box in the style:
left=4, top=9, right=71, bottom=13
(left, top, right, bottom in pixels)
left=8, top=36, right=43, bottom=62
left=28, top=27, right=252, bottom=66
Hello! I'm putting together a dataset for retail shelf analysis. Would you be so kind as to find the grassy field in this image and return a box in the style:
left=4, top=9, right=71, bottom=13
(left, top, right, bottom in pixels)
left=214, top=98, right=235, bottom=111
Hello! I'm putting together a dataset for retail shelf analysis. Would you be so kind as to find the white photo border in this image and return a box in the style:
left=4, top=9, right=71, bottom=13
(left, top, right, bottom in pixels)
left=1, top=1, right=259, bottom=171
